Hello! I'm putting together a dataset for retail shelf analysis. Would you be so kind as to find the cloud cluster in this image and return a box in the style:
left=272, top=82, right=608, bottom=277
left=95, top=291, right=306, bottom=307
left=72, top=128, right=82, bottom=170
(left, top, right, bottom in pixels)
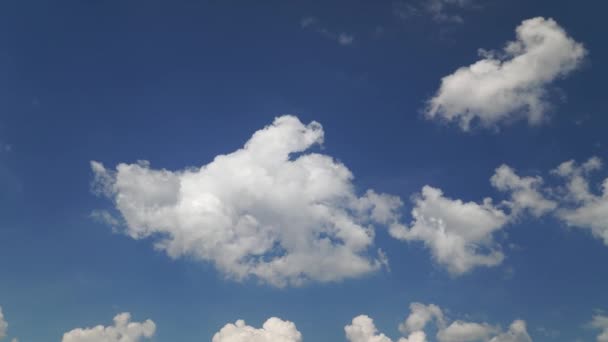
left=91, top=116, right=401, bottom=287
left=391, top=157, right=608, bottom=275
left=490, top=165, right=557, bottom=217
left=91, top=114, right=608, bottom=281
left=61, top=313, right=156, bottom=342
left=345, top=303, right=532, bottom=342
left=389, top=186, right=509, bottom=274
left=212, top=318, right=302, bottom=342
left=553, top=157, right=608, bottom=245
left=492, top=157, right=608, bottom=247
left=427, top=17, right=586, bottom=130
left=591, top=314, right=608, bottom=342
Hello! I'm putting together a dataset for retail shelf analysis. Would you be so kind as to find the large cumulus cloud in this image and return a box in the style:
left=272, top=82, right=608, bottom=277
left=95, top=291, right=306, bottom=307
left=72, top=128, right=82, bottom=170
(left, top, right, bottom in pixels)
left=427, top=17, right=586, bottom=130
left=91, top=115, right=400, bottom=287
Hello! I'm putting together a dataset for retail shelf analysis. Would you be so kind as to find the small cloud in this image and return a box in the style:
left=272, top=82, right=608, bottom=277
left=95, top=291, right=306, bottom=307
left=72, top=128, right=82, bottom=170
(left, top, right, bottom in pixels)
left=393, top=0, right=476, bottom=24
left=300, top=16, right=317, bottom=28
left=90, top=209, right=121, bottom=232
left=300, top=16, right=355, bottom=46
left=0, top=143, right=12, bottom=153
left=338, top=33, right=355, bottom=46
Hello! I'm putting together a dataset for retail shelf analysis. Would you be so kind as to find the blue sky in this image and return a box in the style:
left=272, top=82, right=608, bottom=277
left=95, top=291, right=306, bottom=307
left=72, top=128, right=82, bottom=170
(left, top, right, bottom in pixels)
left=1, top=1, right=608, bottom=341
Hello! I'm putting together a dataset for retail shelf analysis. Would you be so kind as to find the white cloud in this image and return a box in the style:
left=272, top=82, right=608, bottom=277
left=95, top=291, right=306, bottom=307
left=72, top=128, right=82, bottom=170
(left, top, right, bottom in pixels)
left=91, top=115, right=401, bottom=287
left=398, top=303, right=445, bottom=335
left=553, top=157, right=608, bottom=245
left=389, top=186, right=508, bottom=274
left=345, top=315, right=394, bottom=342
left=0, top=306, right=7, bottom=340
left=437, top=321, right=498, bottom=342
left=212, top=317, right=302, bottom=342
left=491, top=164, right=557, bottom=217
left=348, top=303, right=531, bottom=342
left=489, top=320, right=532, bottom=342
left=61, top=312, right=156, bottom=342
left=591, top=314, right=608, bottom=342
left=300, top=17, right=355, bottom=46
left=427, top=17, right=586, bottom=130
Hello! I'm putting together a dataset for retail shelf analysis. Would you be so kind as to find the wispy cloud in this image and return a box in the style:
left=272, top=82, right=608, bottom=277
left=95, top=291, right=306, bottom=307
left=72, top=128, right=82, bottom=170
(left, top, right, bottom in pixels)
left=300, top=16, right=355, bottom=46
left=394, top=0, right=476, bottom=24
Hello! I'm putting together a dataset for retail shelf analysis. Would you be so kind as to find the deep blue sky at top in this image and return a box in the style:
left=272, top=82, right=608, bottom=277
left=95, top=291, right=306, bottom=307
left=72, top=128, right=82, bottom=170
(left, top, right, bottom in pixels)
left=0, top=0, right=607, bottom=341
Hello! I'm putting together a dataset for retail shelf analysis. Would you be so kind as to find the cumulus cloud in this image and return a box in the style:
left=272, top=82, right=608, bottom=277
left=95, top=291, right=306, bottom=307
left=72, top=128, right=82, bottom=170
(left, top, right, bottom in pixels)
left=437, top=321, right=498, bottom=342
left=0, top=306, right=7, bottom=340
left=489, top=320, right=532, bottom=342
left=398, top=303, right=445, bottom=335
left=62, top=312, right=156, bottom=342
left=345, top=315, right=395, bottom=342
left=212, top=317, right=302, bottom=342
left=491, top=164, right=557, bottom=217
left=426, top=17, right=586, bottom=130
left=347, top=303, right=531, bottom=342
left=389, top=186, right=508, bottom=274
left=91, top=115, right=401, bottom=287
left=552, top=157, right=608, bottom=245
left=591, top=314, right=608, bottom=342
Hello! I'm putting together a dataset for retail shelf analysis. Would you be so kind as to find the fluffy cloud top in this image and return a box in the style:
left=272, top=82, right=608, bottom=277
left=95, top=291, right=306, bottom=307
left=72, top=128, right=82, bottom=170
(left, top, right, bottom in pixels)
left=491, top=165, right=557, bottom=217
left=552, top=157, right=608, bottom=245
left=591, top=314, right=608, bottom=342
left=0, top=306, right=7, bottom=340
left=212, top=318, right=302, bottom=342
left=437, top=321, right=498, bottom=342
left=389, top=186, right=508, bottom=274
left=61, top=313, right=156, bottom=342
left=398, top=303, right=445, bottom=335
left=489, top=320, right=532, bottom=342
left=91, top=115, right=401, bottom=287
left=345, top=315, right=395, bottom=342
left=426, top=17, right=586, bottom=130
left=346, top=303, right=531, bottom=342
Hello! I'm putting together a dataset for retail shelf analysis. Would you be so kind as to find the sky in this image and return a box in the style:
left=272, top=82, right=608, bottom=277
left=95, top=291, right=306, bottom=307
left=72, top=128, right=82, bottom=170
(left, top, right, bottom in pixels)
left=0, top=0, right=608, bottom=341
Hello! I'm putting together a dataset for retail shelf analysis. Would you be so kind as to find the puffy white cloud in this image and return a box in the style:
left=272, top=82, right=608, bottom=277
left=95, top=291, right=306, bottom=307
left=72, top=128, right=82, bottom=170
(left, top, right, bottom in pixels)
left=437, top=321, right=498, bottom=342
left=491, top=165, right=557, bottom=217
left=212, top=317, right=302, bottom=342
left=61, top=312, right=156, bottom=342
left=591, top=314, right=608, bottom=342
left=426, top=17, right=586, bottom=130
left=0, top=306, right=7, bottom=340
left=349, top=303, right=531, bottom=342
left=91, top=115, right=401, bottom=287
left=345, top=315, right=394, bottom=342
left=489, top=320, right=532, bottom=342
left=389, top=186, right=508, bottom=274
left=398, top=303, right=444, bottom=335
left=552, top=157, right=608, bottom=245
